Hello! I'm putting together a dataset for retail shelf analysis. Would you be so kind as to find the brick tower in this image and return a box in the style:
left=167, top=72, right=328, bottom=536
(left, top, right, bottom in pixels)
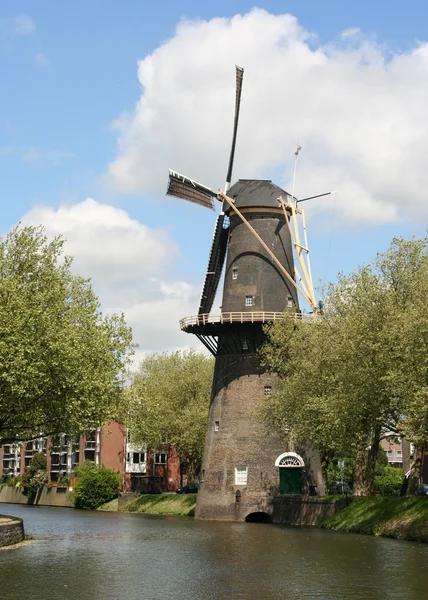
left=166, top=68, right=325, bottom=521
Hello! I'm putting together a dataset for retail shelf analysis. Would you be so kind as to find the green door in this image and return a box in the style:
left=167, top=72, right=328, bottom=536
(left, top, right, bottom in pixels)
left=279, top=468, right=302, bottom=495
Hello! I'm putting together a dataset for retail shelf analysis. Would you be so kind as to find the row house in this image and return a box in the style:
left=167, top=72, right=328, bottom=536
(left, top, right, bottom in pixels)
left=0, top=421, right=181, bottom=493
left=379, top=435, right=412, bottom=474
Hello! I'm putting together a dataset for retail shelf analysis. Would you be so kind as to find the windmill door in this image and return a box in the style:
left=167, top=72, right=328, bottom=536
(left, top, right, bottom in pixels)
left=279, top=468, right=302, bottom=495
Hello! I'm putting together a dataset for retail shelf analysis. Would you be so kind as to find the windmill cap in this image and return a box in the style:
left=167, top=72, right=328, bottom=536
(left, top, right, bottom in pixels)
left=224, top=179, right=291, bottom=212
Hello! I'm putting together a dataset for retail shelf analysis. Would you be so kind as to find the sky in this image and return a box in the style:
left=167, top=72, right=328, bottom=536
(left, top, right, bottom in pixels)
left=1, top=1, right=427, bottom=361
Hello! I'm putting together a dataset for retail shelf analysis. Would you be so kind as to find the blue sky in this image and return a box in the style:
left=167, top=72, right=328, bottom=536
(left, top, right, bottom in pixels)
left=1, top=1, right=427, bottom=356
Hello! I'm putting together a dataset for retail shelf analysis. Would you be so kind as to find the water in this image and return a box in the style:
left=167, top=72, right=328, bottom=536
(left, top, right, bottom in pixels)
left=1, top=504, right=428, bottom=600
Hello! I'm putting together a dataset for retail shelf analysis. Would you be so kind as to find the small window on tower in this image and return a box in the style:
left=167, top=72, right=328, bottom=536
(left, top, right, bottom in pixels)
left=287, top=297, right=293, bottom=308
left=232, top=267, right=238, bottom=280
left=245, top=296, right=255, bottom=307
left=235, top=466, right=248, bottom=485
left=215, top=421, right=220, bottom=432
left=264, top=385, right=272, bottom=397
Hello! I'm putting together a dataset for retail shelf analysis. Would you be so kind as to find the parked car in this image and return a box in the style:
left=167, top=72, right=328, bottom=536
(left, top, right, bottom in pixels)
left=417, top=484, right=428, bottom=496
left=176, top=483, right=199, bottom=494
left=329, top=481, right=353, bottom=495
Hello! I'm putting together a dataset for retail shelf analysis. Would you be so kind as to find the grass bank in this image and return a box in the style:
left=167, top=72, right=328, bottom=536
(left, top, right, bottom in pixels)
left=97, top=498, right=119, bottom=511
left=119, top=494, right=197, bottom=517
left=321, top=497, right=428, bottom=542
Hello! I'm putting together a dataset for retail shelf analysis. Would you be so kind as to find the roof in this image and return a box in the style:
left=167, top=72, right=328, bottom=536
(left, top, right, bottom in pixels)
left=224, top=179, right=290, bottom=211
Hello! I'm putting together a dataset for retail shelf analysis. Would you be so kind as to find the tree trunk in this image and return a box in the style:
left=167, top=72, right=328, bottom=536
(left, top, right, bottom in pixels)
left=353, top=445, right=367, bottom=496
left=320, top=450, right=332, bottom=491
left=365, top=426, right=381, bottom=495
left=407, top=445, right=423, bottom=496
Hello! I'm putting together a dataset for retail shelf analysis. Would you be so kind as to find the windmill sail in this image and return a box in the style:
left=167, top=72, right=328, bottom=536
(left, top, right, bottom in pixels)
left=225, top=66, right=244, bottom=192
left=198, top=214, right=229, bottom=314
left=167, top=170, right=217, bottom=210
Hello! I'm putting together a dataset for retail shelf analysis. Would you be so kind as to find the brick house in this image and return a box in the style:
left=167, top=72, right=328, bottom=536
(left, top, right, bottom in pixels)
left=0, top=421, right=181, bottom=493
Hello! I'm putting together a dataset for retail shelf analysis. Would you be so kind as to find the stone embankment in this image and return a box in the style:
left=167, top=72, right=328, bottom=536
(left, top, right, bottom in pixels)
left=272, top=496, right=349, bottom=526
left=0, top=515, right=25, bottom=548
left=0, top=485, right=73, bottom=507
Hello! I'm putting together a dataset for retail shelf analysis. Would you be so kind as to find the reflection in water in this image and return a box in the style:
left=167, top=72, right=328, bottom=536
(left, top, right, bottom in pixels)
left=1, top=504, right=428, bottom=600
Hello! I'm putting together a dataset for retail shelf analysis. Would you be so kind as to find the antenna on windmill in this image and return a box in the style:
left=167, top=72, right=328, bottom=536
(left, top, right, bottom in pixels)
left=291, top=143, right=302, bottom=206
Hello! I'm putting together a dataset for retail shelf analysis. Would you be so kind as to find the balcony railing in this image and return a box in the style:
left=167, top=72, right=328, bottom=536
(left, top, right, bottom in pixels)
left=180, top=311, right=312, bottom=330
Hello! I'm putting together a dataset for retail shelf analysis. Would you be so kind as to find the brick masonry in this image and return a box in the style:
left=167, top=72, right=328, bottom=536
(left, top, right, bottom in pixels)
left=195, top=182, right=326, bottom=522
left=272, top=496, right=349, bottom=526
left=0, top=515, right=25, bottom=547
left=196, top=354, right=325, bottom=521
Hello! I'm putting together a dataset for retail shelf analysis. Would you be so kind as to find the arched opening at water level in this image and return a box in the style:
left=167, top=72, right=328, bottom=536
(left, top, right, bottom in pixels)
left=245, top=512, right=272, bottom=523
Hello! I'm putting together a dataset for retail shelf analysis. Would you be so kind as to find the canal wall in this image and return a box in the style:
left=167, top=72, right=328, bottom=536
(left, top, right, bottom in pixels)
left=0, top=514, right=25, bottom=547
left=0, top=486, right=73, bottom=508
left=272, top=496, right=349, bottom=526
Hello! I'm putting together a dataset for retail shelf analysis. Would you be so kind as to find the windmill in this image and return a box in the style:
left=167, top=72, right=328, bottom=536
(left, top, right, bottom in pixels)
left=166, top=67, right=327, bottom=521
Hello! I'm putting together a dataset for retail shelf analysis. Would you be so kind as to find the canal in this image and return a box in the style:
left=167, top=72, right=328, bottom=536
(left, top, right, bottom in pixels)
left=1, top=504, right=428, bottom=600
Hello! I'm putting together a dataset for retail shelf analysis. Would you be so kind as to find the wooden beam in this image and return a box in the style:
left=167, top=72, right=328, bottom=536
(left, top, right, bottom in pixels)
left=218, top=190, right=314, bottom=308
left=278, top=196, right=316, bottom=309
left=301, top=208, right=315, bottom=300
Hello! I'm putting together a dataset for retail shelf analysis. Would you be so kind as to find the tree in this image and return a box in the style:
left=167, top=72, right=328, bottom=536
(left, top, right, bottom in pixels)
left=72, top=460, right=121, bottom=509
left=261, top=236, right=427, bottom=496
left=21, top=452, right=48, bottom=503
left=378, top=237, right=428, bottom=493
left=0, top=225, right=134, bottom=444
left=128, top=350, right=214, bottom=479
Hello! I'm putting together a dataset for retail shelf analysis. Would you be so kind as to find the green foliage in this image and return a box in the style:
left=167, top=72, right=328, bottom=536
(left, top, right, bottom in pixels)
left=120, top=493, right=197, bottom=516
left=326, top=456, right=355, bottom=489
left=376, top=447, right=389, bottom=469
left=321, top=497, right=428, bottom=542
left=0, top=225, right=135, bottom=445
left=72, top=460, right=121, bottom=509
left=59, top=474, right=70, bottom=486
left=21, top=452, right=48, bottom=501
left=374, top=466, right=403, bottom=495
left=128, top=350, right=214, bottom=476
left=261, top=236, right=427, bottom=496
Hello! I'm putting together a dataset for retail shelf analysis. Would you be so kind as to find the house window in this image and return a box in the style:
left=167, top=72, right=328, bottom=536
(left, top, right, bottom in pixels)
left=155, top=452, right=167, bottom=465
left=133, top=452, right=146, bottom=464
left=396, top=450, right=402, bottom=457
left=235, top=466, right=248, bottom=485
left=245, top=295, right=255, bottom=307
left=215, top=421, right=220, bottom=432
left=264, top=385, right=272, bottom=397
left=287, top=297, right=293, bottom=308
left=386, top=450, right=393, bottom=456
left=232, top=267, right=238, bottom=280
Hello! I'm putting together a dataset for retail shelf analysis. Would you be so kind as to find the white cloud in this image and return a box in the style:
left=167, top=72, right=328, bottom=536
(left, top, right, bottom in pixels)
left=34, top=50, right=49, bottom=67
left=21, top=199, right=202, bottom=357
left=105, top=8, right=428, bottom=226
left=0, top=15, right=36, bottom=41
left=23, top=147, right=75, bottom=164
left=0, top=14, right=49, bottom=65
left=0, top=146, right=14, bottom=156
